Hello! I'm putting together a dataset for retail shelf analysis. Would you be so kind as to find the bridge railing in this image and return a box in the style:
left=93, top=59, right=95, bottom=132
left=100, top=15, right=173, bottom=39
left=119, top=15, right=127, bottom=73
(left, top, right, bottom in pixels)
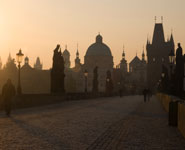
left=157, top=93, right=185, bottom=139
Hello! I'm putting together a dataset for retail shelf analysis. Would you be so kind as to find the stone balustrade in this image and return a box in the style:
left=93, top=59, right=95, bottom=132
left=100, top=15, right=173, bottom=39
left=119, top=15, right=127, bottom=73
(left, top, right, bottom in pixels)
left=157, top=93, right=185, bottom=138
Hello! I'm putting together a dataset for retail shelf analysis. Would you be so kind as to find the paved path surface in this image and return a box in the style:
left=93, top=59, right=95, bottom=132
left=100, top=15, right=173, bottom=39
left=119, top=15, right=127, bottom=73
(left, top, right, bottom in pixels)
left=0, top=96, right=185, bottom=150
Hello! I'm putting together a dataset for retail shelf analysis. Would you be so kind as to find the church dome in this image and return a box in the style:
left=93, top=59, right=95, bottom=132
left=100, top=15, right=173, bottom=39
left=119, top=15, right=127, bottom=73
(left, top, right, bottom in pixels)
left=85, top=34, right=112, bottom=56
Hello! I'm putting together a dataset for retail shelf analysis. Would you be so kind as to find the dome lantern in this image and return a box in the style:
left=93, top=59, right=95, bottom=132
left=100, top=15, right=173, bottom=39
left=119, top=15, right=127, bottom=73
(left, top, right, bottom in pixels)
left=96, top=34, right=103, bottom=43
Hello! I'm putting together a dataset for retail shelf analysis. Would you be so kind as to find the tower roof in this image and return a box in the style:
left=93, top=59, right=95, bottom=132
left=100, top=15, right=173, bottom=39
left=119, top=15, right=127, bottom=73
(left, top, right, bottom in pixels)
left=130, top=56, right=141, bottom=65
left=152, top=23, right=165, bottom=45
left=63, top=45, right=70, bottom=56
left=170, top=33, right=174, bottom=45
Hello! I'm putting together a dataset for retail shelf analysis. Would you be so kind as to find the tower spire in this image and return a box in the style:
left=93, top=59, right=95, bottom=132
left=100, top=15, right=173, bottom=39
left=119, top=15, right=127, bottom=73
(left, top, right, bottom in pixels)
left=122, top=44, right=125, bottom=59
left=76, top=43, right=79, bottom=57
left=170, top=29, right=174, bottom=46
left=142, top=45, right=145, bottom=61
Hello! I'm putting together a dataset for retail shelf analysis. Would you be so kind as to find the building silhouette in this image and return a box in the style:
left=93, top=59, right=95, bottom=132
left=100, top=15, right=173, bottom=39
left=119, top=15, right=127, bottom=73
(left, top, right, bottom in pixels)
left=34, top=57, right=43, bottom=70
left=0, top=20, right=176, bottom=94
left=146, top=21, right=174, bottom=91
left=84, top=34, right=114, bottom=92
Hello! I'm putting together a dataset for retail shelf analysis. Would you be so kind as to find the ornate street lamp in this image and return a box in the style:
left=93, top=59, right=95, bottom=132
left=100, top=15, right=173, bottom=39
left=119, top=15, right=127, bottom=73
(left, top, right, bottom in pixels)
left=161, top=72, right=165, bottom=78
left=169, top=49, right=175, bottom=94
left=16, top=49, right=24, bottom=95
left=84, top=69, right=88, bottom=93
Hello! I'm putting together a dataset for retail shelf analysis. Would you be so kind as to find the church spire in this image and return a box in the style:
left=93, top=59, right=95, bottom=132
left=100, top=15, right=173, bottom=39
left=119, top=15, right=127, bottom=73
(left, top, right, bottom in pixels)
left=76, top=43, right=79, bottom=58
left=170, top=29, right=174, bottom=45
left=75, top=43, right=81, bottom=68
left=7, top=53, right=12, bottom=63
left=142, top=45, right=145, bottom=61
left=122, top=44, right=125, bottom=59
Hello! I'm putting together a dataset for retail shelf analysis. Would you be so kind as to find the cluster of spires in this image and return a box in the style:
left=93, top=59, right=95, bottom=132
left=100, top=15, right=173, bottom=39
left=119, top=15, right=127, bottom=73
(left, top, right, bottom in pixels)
left=121, top=44, right=146, bottom=62
left=0, top=53, right=43, bottom=70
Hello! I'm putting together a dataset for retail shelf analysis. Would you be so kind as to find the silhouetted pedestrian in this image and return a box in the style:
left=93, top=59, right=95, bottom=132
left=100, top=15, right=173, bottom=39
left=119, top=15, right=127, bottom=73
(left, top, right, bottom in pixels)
left=147, top=89, right=152, bottom=102
left=2, top=79, right=16, bottom=116
left=143, top=89, right=147, bottom=102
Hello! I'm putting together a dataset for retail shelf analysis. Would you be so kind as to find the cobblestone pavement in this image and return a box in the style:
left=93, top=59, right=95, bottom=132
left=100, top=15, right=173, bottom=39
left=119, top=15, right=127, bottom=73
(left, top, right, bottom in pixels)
left=87, top=96, right=185, bottom=150
left=0, top=96, right=185, bottom=150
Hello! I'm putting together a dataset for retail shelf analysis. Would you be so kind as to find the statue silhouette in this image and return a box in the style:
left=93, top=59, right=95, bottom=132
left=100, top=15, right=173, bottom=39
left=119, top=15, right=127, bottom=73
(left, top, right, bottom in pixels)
left=175, top=43, right=184, bottom=96
left=51, top=45, right=65, bottom=94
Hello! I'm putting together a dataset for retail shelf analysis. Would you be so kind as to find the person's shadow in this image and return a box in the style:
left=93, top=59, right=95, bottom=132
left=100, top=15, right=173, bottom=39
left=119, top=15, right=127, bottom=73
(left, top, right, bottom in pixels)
left=10, top=117, right=70, bottom=149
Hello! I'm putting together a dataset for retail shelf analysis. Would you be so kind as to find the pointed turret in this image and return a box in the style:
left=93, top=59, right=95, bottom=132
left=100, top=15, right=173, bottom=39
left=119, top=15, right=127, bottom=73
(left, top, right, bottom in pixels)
left=75, top=44, right=81, bottom=68
left=122, top=45, right=125, bottom=59
left=34, top=57, right=43, bottom=70
left=170, top=33, right=174, bottom=46
left=120, top=45, right=127, bottom=73
left=76, top=44, right=79, bottom=58
left=7, top=53, right=12, bottom=63
left=152, top=23, right=165, bottom=45
left=142, top=50, right=145, bottom=61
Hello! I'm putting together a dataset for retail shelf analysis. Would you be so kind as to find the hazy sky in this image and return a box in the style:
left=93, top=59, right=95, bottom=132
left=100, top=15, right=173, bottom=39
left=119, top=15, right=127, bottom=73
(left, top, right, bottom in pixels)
left=0, top=0, right=185, bottom=69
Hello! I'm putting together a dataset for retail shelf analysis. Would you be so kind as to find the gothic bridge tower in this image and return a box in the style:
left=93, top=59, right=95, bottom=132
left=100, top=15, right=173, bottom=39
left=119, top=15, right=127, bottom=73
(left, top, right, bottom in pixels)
left=146, top=19, right=174, bottom=91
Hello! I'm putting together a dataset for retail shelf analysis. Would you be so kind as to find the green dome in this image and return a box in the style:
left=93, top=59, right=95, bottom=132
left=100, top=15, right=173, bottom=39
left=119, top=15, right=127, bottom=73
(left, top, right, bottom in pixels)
left=85, top=34, right=112, bottom=56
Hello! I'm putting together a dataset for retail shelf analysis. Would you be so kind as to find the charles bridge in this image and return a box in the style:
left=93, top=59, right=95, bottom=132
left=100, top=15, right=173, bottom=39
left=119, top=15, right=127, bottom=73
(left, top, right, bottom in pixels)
left=0, top=94, right=185, bottom=150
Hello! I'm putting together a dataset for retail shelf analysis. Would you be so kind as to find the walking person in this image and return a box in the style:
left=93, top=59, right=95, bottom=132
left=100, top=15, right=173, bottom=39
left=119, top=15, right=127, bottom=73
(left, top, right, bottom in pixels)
left=2, top=79, right=16, bottom=116
left=146, top=89, right=150, bottom=102
left=143, top=89, right=147, bottom=103
left=147, top=89, right=152, bottom=102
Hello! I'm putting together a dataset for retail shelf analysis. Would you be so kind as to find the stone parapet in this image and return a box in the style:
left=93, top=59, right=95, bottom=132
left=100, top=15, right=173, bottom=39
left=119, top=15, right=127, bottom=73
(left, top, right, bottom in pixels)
left=157, top=93, right=185, bottom=139
left=178, top=103, right=185, bottom=138
left=156, top=93, right=171, bottom=112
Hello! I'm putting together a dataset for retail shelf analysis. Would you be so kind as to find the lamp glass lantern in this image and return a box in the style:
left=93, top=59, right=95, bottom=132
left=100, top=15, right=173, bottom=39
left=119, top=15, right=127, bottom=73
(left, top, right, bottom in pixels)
left=84, top=69, right=88, bottom=77
left=16, top=49, right=24, bottom=64
left=161, top=73, right=165, bottom=78
left=169, top=50, right=175, bottom=64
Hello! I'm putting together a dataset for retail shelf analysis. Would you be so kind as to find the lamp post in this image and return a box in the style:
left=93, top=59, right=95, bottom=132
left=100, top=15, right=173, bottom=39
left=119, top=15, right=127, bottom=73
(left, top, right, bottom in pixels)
left=169, top=50, right=175, bottom=94
left=161, top=73, right=165, bottom=78
left=84, top=69, right=88, bottom=93
left=161, top=72, right=165, bottom=92
left=16, top=49, right=24, bottom=95
left=106, top=78, right=110, bottom=95
left=169, top=49, right=175, bottom=78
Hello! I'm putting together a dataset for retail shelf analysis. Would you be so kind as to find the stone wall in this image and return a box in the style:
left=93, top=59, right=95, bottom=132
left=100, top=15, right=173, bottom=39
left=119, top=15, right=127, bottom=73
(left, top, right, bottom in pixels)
left=156, top=93, right=171, bottom=112
left=157, top=93, right=185, bottom=139
left=0, top=93, right=105, bottom=110
left=178, top=103, right=185, bottom=138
